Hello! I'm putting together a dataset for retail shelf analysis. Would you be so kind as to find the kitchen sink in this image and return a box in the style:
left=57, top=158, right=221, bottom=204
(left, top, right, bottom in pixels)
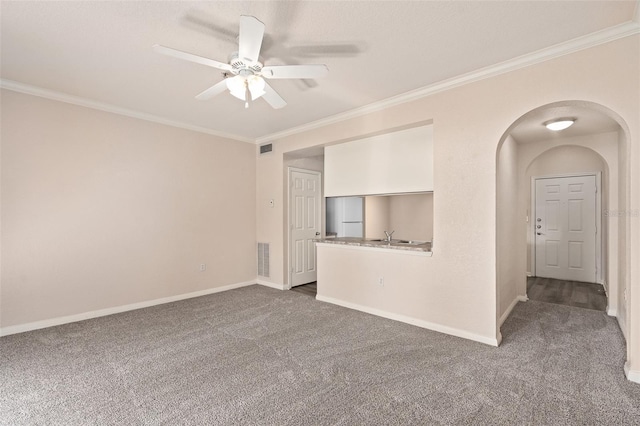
left=367, top=239, right=427, bottom=245
left=396, top=240, right=427, bottom=245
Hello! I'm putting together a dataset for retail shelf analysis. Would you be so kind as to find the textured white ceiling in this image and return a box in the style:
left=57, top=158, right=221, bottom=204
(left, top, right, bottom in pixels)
left=1, top=1, right=637, bottom=142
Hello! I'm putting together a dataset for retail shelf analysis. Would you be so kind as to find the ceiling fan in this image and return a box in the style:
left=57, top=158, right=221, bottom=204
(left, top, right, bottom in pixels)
left=154, top=15, right=329, bottom=109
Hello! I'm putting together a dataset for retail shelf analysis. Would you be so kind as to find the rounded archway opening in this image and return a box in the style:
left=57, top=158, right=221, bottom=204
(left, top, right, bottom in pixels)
left=495, top=100, right=630, bottom=353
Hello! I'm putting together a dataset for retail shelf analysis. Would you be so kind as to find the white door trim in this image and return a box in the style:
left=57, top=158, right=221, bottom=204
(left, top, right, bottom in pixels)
left=287, top=167, right=322, bottom=290
left=530, top=172, right=602, bottom=283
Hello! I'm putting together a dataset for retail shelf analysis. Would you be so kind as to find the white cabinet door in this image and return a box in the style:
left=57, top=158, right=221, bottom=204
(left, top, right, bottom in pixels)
left=324, top=125, right=433, bottom=196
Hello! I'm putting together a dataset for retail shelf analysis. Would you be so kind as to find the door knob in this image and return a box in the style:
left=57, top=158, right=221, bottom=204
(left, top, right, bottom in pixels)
left=536, top=225, right=541, bottom=229
left=537, top=218, right=542, bottom=222
left=536, top=232, right=544, bottom=235
left=315, top=232, right=321, bottom=236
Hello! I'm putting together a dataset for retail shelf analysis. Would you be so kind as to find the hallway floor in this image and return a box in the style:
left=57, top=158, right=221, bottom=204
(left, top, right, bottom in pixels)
left=527, top=276, right=607, bottom=311
left=290, top=281, right=317, bottom=297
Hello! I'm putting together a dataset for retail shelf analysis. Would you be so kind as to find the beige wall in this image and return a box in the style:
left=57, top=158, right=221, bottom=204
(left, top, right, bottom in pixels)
left=1, top=90, right=257, bottom=328
left=617, top=128, right=628, bottom=341
left=364, top=193, right=433, bottom=241
left=496, top=135, right=520, bottom=322
left=256, top=36, right=639, bottom=357
left=315, top=244, right=499, bottom=342
left=364, top=196, right=390, bottom=239
left=388, top=193, right=433, bottom=241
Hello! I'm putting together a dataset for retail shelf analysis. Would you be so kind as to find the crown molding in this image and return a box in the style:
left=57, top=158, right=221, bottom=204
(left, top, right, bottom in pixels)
left=0, top=79, right=254, bottom=144
left=255, top=20, right=640, bottom=144
left=3, top=18, right=638, bottom=146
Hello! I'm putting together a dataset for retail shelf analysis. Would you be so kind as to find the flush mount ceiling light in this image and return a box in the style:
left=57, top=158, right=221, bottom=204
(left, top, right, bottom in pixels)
left=544, top=118, right=576, bottom=131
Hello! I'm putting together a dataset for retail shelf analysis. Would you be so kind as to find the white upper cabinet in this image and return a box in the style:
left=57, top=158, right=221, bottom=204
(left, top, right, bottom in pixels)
left=324, top=125, right=434, bottom=197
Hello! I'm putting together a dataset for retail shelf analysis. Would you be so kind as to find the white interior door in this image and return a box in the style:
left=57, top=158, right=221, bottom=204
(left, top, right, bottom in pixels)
left=289, top=169, right=321, bottom=287
left=534, top=175, right=597, bottom=283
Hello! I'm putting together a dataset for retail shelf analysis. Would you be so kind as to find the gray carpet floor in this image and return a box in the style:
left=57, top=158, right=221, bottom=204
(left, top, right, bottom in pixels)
left=1, top=284, right=639, bottom=425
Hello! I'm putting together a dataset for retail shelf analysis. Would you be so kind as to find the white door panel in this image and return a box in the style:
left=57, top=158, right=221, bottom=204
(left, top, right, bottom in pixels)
left=535, top=175, right=597, bottom=283
left=290, top=169, right=321, bottom=287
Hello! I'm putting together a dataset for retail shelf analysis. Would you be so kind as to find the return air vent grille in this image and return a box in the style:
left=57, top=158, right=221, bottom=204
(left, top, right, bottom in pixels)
left=257, top=242, right=270, bottom=277
left=259, top=143, right=273, bottom=155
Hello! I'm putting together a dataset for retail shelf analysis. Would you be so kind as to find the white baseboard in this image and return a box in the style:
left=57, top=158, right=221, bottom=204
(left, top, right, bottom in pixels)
left=0, top=280, right=256, bottom=337
left=624, top=362, right=640, bottom=384
left=499, top=295, right=529, bottom=326
left=607, top=308, right=617, bottom=317
left=256, top=279, right=286, bottom=290
left=316, top=294, right=499, bottom=347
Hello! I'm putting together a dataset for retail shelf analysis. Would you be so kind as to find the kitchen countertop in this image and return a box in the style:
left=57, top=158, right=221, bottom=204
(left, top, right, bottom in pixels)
left=315, top=237, right=432, bottom=253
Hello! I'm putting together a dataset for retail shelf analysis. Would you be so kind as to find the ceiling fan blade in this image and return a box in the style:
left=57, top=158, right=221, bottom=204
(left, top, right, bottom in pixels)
left=262, top=82, right=287, bottom=109
left=195, top=80, right=229, bottom=100
left=261, top=64, right=328, bottom=79
left=238, top=15, right=265, bottom=65
left=153, top=44, right=232, bottom=72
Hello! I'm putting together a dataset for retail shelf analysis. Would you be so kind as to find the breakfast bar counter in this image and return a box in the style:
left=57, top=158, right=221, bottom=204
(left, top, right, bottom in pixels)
left=314, top=237, right=432, bottom=255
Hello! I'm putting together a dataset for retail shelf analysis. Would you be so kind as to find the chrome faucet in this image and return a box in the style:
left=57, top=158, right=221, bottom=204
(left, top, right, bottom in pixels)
left=384, top=230, right=395, bottom=242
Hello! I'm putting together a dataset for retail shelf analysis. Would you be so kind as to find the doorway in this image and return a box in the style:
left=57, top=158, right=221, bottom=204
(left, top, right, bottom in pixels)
left=495, top=100, right=632, bottom=381
left=532, top=173, right=600, bottom=283
left=288, top=167, right=322, bottom=288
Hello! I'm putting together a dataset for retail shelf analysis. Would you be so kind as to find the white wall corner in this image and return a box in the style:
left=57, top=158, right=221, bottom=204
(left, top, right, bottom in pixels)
left=256, top=279, right=286, bottom=290
left=624, top=362, right=640, bottom=384
left=607, top=307, right=617, bottom=317
left=0, top=280, right=256, bottom=337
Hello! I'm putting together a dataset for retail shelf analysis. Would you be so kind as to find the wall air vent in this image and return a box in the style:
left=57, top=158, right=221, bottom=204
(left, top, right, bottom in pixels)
left=257, top=242, right=270, bottom=277
left=259, top=143, right=273, bottom=155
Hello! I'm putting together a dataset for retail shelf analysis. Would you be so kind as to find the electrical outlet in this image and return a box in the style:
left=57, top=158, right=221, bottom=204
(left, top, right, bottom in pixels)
left=200, top=264, right=206, bottom=272
left=378, top=277, right=384, bottom=286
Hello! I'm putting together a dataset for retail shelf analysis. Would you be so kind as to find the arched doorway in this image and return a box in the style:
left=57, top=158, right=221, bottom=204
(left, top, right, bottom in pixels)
left=495, top=100, right=631, bottom=362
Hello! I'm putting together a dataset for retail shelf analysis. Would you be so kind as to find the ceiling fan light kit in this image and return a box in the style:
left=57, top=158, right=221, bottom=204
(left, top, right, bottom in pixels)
left=154, top=15, right=329, bottom=109
left=226, top=74, right=266, bottom=108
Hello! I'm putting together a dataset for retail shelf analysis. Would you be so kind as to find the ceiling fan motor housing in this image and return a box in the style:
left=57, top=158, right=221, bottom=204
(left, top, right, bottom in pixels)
left=228, top=52, right=262, bottom=76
